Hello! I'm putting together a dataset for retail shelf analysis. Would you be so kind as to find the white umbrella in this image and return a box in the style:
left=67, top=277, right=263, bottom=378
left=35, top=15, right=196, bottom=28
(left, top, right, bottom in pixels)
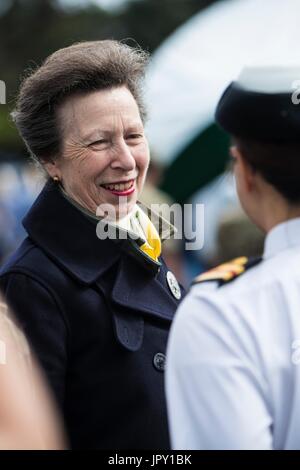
left=145, top=0, right=300, bottom=168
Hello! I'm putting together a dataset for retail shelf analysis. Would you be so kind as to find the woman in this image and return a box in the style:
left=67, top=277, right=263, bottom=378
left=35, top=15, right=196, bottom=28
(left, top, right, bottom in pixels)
left=0, top=298, right=65, bottom=449
left=166, top=65, right=300, bottom=449
left=0, top=40, right=184, bottom=449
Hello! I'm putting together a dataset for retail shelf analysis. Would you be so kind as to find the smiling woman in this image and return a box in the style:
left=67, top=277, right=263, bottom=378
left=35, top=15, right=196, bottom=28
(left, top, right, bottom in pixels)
left=45, top=86, right=149, bottom=218
left=0, top=40, right=184, bottom=450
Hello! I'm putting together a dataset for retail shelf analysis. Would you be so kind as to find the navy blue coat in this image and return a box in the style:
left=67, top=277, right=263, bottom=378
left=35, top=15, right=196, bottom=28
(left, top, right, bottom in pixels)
left=0, top=181, right=184, bottom=449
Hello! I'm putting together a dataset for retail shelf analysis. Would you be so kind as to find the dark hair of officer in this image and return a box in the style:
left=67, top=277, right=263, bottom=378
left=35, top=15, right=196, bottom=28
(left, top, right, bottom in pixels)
left=11, top=40, right=149, bottom=165
left=232, top=137, right=300, bottom=204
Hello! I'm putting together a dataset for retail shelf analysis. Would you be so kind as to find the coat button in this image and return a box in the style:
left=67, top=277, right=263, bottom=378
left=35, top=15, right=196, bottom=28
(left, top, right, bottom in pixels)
left=153, top=352, right=166, bottom=372
left=166, top=271, right=181, bottom=300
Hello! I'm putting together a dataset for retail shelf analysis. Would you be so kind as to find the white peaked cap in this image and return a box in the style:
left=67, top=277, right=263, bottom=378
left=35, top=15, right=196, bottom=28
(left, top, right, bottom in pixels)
left=237, top=65, right=300, bottom=93
left=215, top=64, right=300, bottom=141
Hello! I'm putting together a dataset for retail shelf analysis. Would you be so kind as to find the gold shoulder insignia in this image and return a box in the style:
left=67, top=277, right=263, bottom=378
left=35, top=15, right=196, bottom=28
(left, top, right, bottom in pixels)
left=192, top=256, right=262, bottom=287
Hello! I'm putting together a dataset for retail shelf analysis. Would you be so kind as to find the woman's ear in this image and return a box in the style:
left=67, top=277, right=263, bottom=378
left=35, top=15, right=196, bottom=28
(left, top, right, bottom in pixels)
left=42, top=159, right=62, bottom=181
left=231, top=145, right=255, bottom=193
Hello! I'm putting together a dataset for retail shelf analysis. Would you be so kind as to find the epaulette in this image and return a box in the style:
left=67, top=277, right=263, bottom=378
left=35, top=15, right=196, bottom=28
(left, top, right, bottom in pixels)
left=192, top=256, right=262, bottom=287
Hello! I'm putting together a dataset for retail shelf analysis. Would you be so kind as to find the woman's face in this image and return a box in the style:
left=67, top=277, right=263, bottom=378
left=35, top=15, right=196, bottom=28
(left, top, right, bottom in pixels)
left=46, top=86, right=150, bottom=218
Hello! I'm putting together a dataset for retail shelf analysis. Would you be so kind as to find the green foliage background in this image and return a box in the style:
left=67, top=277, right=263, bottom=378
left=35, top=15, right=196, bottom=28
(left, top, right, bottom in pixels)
left=0, top=0, right=218, bottom=158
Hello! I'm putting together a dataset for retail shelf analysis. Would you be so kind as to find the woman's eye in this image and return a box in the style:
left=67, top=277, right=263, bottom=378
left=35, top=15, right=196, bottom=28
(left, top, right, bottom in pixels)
left=126, top=134, right=143, bottom=140
left=89, top=139, right=107, bottom=147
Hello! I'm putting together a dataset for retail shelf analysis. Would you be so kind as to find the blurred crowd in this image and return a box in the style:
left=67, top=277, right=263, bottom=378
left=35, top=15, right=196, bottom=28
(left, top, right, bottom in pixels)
left=0, top=161, right=44, bottom=265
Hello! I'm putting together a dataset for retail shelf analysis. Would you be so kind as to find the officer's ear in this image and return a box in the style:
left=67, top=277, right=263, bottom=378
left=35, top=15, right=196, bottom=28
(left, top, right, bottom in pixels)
left=230, top=145, right=256, bottom=193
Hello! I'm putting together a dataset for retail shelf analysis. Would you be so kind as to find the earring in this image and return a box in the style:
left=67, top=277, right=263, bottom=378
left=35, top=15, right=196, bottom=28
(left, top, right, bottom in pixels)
left=53, top=176, right=59, bottom=183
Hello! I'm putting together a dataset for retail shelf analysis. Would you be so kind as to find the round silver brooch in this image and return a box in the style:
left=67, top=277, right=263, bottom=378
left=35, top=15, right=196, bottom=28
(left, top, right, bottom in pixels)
left=166, top=271, right=181, bottom=300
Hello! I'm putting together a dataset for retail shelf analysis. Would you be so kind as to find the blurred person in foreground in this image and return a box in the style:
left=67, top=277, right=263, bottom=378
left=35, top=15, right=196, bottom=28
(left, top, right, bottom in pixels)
left=0, top=40, right=184, bottom=449
left=0, top=297, right=65, bottom=449
left=166, top=65, right=300, bottom=449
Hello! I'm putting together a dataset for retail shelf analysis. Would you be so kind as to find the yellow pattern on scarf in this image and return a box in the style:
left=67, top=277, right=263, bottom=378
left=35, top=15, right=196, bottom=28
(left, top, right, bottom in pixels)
left=139, top=216, right=162, bottom=262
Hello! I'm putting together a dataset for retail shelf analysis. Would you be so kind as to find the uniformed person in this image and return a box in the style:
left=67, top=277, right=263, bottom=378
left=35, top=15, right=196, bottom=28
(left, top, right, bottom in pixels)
left=0, top=40, right=184, bottom=449
left=166, top=65, right=300, bottom=449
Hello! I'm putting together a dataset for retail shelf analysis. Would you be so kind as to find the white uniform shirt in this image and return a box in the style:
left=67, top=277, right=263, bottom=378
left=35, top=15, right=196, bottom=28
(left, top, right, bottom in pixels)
left=166, top=218, right=300, bottom=450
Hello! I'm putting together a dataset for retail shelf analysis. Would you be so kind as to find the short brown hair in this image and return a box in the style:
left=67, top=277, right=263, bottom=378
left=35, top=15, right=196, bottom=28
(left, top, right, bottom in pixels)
left=12, top=40, right=149, bottom=163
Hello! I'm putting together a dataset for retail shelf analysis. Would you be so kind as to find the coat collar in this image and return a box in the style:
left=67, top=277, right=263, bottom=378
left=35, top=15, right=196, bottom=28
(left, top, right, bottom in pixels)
left=22, top=180, right=120, bottom=284
left=109, top=255, right=178, bottom=322
left=60, top=182, right=175, bottom=243
left=22, top=180, right=174, bottom=284
left=136, top=201, right=176, bottom=243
